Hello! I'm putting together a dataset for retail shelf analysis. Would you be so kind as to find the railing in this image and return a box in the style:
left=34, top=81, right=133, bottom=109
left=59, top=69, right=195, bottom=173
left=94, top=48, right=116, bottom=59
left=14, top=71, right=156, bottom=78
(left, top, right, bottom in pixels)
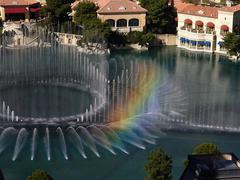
left=111, top=26, right=144, bottom=33
left=55, top=32, right=82, bottom=46
left=180, top=26, right=216, bottom=34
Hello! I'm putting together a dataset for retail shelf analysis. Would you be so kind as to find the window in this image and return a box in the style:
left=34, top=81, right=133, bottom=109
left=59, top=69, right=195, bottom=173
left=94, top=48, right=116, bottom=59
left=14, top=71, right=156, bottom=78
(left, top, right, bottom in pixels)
left=117, top=19, right=127, bottom=27
left=129, top=19, right=139, bottom=27
left=106, top=19, right=115, bottom=27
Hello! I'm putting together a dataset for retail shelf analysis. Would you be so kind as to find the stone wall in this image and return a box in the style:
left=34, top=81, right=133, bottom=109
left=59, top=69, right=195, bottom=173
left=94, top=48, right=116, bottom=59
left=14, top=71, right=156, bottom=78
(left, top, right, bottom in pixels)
left=156, top=34, right=177, bottom=46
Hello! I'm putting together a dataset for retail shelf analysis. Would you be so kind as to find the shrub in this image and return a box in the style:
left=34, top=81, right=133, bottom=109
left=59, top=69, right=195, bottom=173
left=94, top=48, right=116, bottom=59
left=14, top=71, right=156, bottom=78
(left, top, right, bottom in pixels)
left=27, top=169, right=53, bottom=180
left=144, top=148, right=173, bottom=180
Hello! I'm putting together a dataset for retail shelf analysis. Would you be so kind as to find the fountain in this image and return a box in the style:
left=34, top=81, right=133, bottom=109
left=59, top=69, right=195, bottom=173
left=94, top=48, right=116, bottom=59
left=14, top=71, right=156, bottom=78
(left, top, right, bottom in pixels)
left=0, top=26, right=237, bottom=162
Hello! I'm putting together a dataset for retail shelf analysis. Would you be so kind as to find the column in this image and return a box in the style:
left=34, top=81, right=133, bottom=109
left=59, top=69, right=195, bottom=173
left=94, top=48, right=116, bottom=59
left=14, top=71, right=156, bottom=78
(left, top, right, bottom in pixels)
left=25, top=7, right=30, bottom=22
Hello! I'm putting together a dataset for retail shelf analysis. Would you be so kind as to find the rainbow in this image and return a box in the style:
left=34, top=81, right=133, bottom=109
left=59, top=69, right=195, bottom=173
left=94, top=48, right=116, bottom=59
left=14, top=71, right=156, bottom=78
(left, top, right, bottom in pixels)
left=108, top=61, right=162, bottom=131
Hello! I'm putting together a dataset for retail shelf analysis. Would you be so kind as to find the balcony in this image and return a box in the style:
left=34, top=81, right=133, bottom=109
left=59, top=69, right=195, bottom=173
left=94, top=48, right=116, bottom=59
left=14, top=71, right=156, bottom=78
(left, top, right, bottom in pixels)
left=178, top=27, right=215, bottom=41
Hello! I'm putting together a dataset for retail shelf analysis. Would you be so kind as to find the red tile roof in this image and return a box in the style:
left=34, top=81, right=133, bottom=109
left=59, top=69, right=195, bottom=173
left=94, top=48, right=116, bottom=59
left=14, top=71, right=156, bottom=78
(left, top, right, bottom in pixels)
left=0, top=0, right=39, bottom=6
left=220, top=5, right=240, bottom=12
left=178, top=4, right=219, bottom=18
left=97, top=0, right=147, bottom=14
left=71, top=0, right=110, bottom=9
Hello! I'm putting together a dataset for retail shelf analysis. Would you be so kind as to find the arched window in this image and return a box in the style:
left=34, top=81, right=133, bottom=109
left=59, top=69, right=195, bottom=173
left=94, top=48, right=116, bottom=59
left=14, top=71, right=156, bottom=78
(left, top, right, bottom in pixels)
left=106, top=19, right=115, bottom=27
left=117, top=19, right=127, bottom=27
left=129, top=18, right=139, bottom=27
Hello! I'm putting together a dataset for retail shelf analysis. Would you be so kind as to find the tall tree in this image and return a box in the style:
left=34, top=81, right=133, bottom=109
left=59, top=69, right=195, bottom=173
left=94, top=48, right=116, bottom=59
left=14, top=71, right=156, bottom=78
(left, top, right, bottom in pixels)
left=74, top=2, right=110, bottom=44
left=74, top=2, right=98, bottom=26
left=140, top=0, right=177, bottom=34
left=144, top=148, right=173, bottom=180
left=45, top=0, right=71, bottom=24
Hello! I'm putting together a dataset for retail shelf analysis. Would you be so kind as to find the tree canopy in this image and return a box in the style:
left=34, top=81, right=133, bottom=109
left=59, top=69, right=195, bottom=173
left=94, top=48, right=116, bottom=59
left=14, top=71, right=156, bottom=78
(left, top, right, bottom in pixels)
left=140, top=0, right=177, bottom=34
left=127, top=31, right=156, bottom=46
left=43, top=0, right=71, bottom=24
left=74, top=2, right=110, bottom=44
left=27, top=169, right=53, bottom=180
left=192, top=143, right=221, bottom=155
left=144, top=148, right=173, bottom=180
left=74, top=2, right=98, bottom=26
left=223, top=32, right=240, bottom=56
left=184, top=143, right=221, bottom=167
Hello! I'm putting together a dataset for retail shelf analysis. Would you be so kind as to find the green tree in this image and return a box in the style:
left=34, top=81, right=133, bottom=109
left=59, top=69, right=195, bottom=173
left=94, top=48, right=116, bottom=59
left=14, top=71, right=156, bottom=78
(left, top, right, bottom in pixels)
left=27, top=169, right=53, bottom=180
left=184, top=143, right=221, bottom=166
left=144, top=148, right=173, bottom=180
left=223, top=32, right=240, bottom=56
left=107, top=31, right=127, bottom=46
left=126, top=31, right=156, bottom=46
left=74, top=2, right=98, bottom=26
left=140, top=0, right=177, bottom=34
left=44, top=0, right=71, bottom=24
left=82, top=19, right=111, bottom=44
left=192, top=143, right=221, bottom=155
left=74, top=2, right=111, bottom=45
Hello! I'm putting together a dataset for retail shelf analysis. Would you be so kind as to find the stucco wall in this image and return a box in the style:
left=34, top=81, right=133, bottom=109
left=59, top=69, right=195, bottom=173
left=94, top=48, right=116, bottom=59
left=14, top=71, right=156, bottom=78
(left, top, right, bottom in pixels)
left=177, top=13, right=218, bottom=31
left=0, top=7, right=5, bottom=21
left=98, top=13, right=146, bottom=28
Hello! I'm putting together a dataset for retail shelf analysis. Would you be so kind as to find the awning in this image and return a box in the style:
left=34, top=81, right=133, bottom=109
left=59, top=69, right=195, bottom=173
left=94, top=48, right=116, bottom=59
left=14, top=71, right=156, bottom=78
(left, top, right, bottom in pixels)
left=205, top=41, right=211, bottom=46
left=198, top=41, right=205, bottom=45
left=30, top=8, right=41, bottom=13
left=5, top=7, right=27, bottom=14
left=221, top=25, right=229, bottom=31
left=184, top=19, right=192, bottom=25
left=191, top=40, right=196, bottom=45
left=207, top=22, right=215, bottom=28
left=195, top=20, right=203, bottom=26
left=185, top=39, right=190, bottom=43
left=180, top=37, right=185, bottom=42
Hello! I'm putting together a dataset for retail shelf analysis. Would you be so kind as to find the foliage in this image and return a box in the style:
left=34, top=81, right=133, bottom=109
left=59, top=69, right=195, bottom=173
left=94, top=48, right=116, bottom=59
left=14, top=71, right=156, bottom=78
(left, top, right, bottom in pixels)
left=144, top=148, right=173, bottom=180
left=184, top=143, right=221, bottom=167
left=74, top=2, right=110, bottom=44
left=27, top=169, right=53, bottom=180
left=40, top=6, right=49, bottom=18
left=74, top=2, right=98, bottom=26
left=44, top=0, right=71, bottom=24
left=192, top=143, right=221, bottom=155
left=140, top=33, right=156, bottom=46
left=140, top=0, right=177, bottom=34
left=127, top=31, right=156, bottom=46
left=127, top=31, right=143, bottom=44
left=107, top=31, right=127, bottom=46
left=223, top=33, right=240, bottom=56
left=182, top=0, right=202, bottom=4
left=82, top=19, right=111, bottom=44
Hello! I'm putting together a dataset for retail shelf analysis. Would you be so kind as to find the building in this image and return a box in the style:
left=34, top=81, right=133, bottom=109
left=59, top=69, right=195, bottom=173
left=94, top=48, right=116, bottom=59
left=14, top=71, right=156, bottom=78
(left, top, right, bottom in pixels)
left=180, top=153, right=240, bottom=180
left=176, top=3, right=240, bottom=54
left=0, top=0, right=41, bottom=22
left=71, top=0, right=147, bottom=33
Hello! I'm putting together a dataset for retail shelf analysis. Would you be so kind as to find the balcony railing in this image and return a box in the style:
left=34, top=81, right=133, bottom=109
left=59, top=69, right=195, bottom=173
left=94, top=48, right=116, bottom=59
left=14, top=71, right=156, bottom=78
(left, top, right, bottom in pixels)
left=179, top=26, right=216, bottom=35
